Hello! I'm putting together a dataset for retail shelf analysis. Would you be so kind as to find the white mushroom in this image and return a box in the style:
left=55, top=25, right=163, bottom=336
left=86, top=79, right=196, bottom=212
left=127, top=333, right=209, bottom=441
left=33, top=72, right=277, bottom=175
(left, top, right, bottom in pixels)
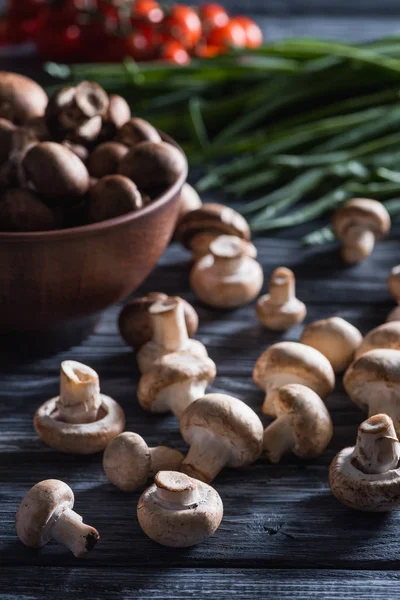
left=137, top=471, right=223, bottom=547
left=180, top=393, right=264, bottom=482
left=263, top=384, right=333, bottom=463
left=329, top=414, right=400, bottom=511
left=343, top=349, right=400, bottom=433
left=34, top=360, right=125, bottom=453
left=253, top=342, right=335, bottom=416
left=256, top=267, right=306, bottom=331
left=355, top=322, right=400, bottom=358
left=103, top=432, right=184, bottom=492
left=300, top=317, right=362, bottom=372
left=136, top=297, right=208, bottom=374
left=138, top=353, right=216, bottom=418
left=16, top=480, right=100, bottom=556
left=190, top=234, right=263, bottom=309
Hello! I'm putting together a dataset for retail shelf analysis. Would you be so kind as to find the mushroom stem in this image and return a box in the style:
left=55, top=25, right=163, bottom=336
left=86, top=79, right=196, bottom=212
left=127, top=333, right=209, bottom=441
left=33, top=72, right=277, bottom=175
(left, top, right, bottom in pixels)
left=352, top=414, right=400, bottom=474
left=50, top=508, right=100, bottom=558
left=342, top=226, right=375, bottom=264
left=154, top=379, right=208, bottom=418
left=269, top=267, right=295, bottom=305
left=262, top=388, right=278, bottom=416
left=149, top=299, right=189, bottom=352
left=182, top=437, right=231, bottom=483
left=210, top=236, right=244, bottom=276
left=154, top=472, right=199, bottom=508
left=263, top=416, right=295, bottom=463
left=149, top=446, right=184, bottom=475
left=58, top=361, right=101, bottom=424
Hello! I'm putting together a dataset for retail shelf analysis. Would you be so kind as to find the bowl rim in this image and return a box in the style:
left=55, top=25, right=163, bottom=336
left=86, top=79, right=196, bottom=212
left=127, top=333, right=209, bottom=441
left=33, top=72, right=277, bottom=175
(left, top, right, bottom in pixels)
left=0, top=130, right=188, bottom=243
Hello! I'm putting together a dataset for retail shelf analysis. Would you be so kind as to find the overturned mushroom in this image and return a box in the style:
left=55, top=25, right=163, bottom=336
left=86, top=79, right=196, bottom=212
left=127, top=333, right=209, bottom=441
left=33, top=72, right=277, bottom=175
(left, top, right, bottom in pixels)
left=0, top=71, right=48, bottom=123
left=253, top=341, right=335, bottom=416
left=301, top=317, right=362, bottom=372
left=332, top=198, right=391, bottom=264
left=16, top=479, right=100, bottom=556
left=190, top=234, right=263, bottom=309
left=344, top=349, right=400, bottom=432
left=138, top=353, right=216, bottom=418
left=256, top=267, right=306, bottom=331
left=181, top=393, right=264, bottom=482
left=88, top=175, right=143, bottom=223
left=355, top=322, right=400, bottom=358
left=34, top=360, right=125, bottom=453
left=263, top=384, right=333, bottom=463
left=330, top=414, right=400, bottom=511
left=137, top=297, right=208, bottom=374
left=117, top=117, right=161, bottom=147
left=103, top=432, right=184, bottom=492
left=137, top=471, right=223, bottom=547
left=119, top=293, right=198, bottom=351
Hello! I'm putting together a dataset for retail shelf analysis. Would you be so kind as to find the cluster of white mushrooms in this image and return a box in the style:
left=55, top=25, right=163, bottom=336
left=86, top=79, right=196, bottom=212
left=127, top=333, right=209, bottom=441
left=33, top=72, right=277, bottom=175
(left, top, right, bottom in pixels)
left=15, top=194, right=400, bottom=557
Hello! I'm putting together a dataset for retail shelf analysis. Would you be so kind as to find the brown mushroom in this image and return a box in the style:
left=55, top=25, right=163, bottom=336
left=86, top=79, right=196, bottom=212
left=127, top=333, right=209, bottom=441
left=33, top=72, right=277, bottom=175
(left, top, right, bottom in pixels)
left=118, top=292, right=198, bottom=351
left=300, top=317, right=362, bottom=372
left=137, top=471, right=223, bottom=547
left=256, top=267, right=306, bottom=331
left=103, top=432, right=184, bottom=492
left=62, top=140, right=89, bottom=164
left=0, top=126, right=37, bottom=188
left=263, top=384, right=333, bottom=463
left=180, top=393, right=264, bottom=482
left=117, top=117, right=162, bottom=147
left=332, top=198, right=391, bottom=264
left=16, top=479, right=99, bottom=556
left=190, top=235, right=263, bottom=308
left=177, top=182, right=202, bottom=222
left=0, top=71, right=48, bottom=123
left=0, top=188, right=59, bottom=232
left=355, top=322, right=400, bottom=358
left=88, top=174, right=143, bottom=223
left=99, top=94, right=131, bottom=140
left=34, top=360, right=125, bottom=453
left=137, top=297, right=208, bottom=374
left=0, top=117, right=16, bottom=164
left=253, top=341, right=335, bottom=416
left=88, top=141, right=129, bottom=178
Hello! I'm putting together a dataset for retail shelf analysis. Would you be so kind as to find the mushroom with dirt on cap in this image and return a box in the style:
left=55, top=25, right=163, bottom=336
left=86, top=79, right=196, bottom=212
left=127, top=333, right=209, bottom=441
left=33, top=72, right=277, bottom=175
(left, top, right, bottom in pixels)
left=387, top=264, right=400, bottom=322
left=16, top=479, right=100, bottom=556
left=103, top=432, right=184, bottom=492
left=300, top=316, right=362, bottom=373
left=256, top=267, right=306, bottom=331
left=136, top=297, right=208, bottom=374
left=344, top=348, right=400, bottom=432
left=190, top=234, right=263, bottom=309
left=263, top=384, right=333, bottom=463
left=180, top=393, right=264, bottom=483
left=118, top=292, right=198, bottom=351
left=355, top=321, right=400, bottom=358
left=329, top=414, right=400, bottom=511
left=137, top=471, right=223, bottom=547
left=332, top=198, right=391, bottom=264
left=253, top=341, right=335, bottom=417
left=34, top=360, right=125, bottom=453
left=138, top=352, right=216, bottom=418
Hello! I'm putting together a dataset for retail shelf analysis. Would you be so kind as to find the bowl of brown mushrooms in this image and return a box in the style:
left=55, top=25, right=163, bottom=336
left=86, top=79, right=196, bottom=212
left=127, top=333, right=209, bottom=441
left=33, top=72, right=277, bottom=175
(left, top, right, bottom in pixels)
left=0, top=72, right=187, bottom=345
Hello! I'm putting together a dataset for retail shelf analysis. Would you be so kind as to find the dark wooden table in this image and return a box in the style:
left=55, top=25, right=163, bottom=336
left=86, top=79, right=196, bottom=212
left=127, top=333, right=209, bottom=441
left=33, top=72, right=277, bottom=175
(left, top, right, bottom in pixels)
left=3, top=3, right=400, bottom=598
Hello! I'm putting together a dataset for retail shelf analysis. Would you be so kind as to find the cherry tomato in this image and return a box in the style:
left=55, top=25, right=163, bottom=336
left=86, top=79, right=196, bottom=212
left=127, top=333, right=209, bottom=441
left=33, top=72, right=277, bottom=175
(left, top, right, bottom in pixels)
left=230, top=16, right=263, bottom=49
left=132, top=0, right=164, bottom=24
left=195, top=43, right=223, bottom=58
left=163, top=5, right=202, bottom=50
left=199, top=3, right=229, bottom=32
left=207, top=19, right=246, bottom=50
left=123, top=24, right=160, bottom=61
left=160, top=39, right=190, bottom=65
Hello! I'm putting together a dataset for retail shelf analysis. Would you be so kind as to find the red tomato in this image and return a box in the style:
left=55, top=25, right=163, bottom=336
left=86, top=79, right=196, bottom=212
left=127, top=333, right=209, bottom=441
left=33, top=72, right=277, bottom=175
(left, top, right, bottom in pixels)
left=230, top=16, right=263, bottom=48
left=207, top=19, right=246, bottom=50
left=163, top=5, right=202, bottom=50
left=123, top=24, right=160, bottom=61
left=132, top=0, right=164, bottom=24
left=160, top=39, right=190, bottom=65
left=199, top=3, right=229, bottom=31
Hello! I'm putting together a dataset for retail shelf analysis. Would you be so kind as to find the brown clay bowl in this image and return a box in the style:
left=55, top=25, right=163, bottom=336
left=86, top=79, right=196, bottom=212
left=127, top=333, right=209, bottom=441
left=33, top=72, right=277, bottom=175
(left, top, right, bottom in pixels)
left=0, top=132, right=187, bottom=343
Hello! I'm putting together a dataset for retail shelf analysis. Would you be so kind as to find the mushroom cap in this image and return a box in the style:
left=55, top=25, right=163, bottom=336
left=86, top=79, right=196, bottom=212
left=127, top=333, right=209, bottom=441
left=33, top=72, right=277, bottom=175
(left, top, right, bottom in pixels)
left=103, top=432, right=151, bottom=492
left=329, top=446, right=400, bottom=512
left=343, top=349, right=400, bottom=410
left=117, top=117, right=162, bottom=147
left=300, top=317, right=362, bottom=372
left=180, top=393, right=264, bottom=468
left=138, top=353, right=217, bottom=413
left=332, top=198, right=391, bottom=240
left=177, top=182, right=202, bottom=222
left=387, top=305, right=400, bottom=323
left=274, top=384, right=333, bottom=458
left=137, top=337, right=207, bottom=375
left=0, top=72, right=48, bottom=123
left=176, top=203, right=250, bottom=250
left=118, top=293, right=198, bottom=351
left=34, top=394, right=125, bottom=454
left=253, top=341, right=335, bottom=398
left=388, top=265, right=400, bottom=302
left=16, top=480, right=74, bottom=548
left=256, top=295, right=306, bottom=331
left=355, top=322, right=400, bottom=359
left=137, top=471, right=223, bottom=547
